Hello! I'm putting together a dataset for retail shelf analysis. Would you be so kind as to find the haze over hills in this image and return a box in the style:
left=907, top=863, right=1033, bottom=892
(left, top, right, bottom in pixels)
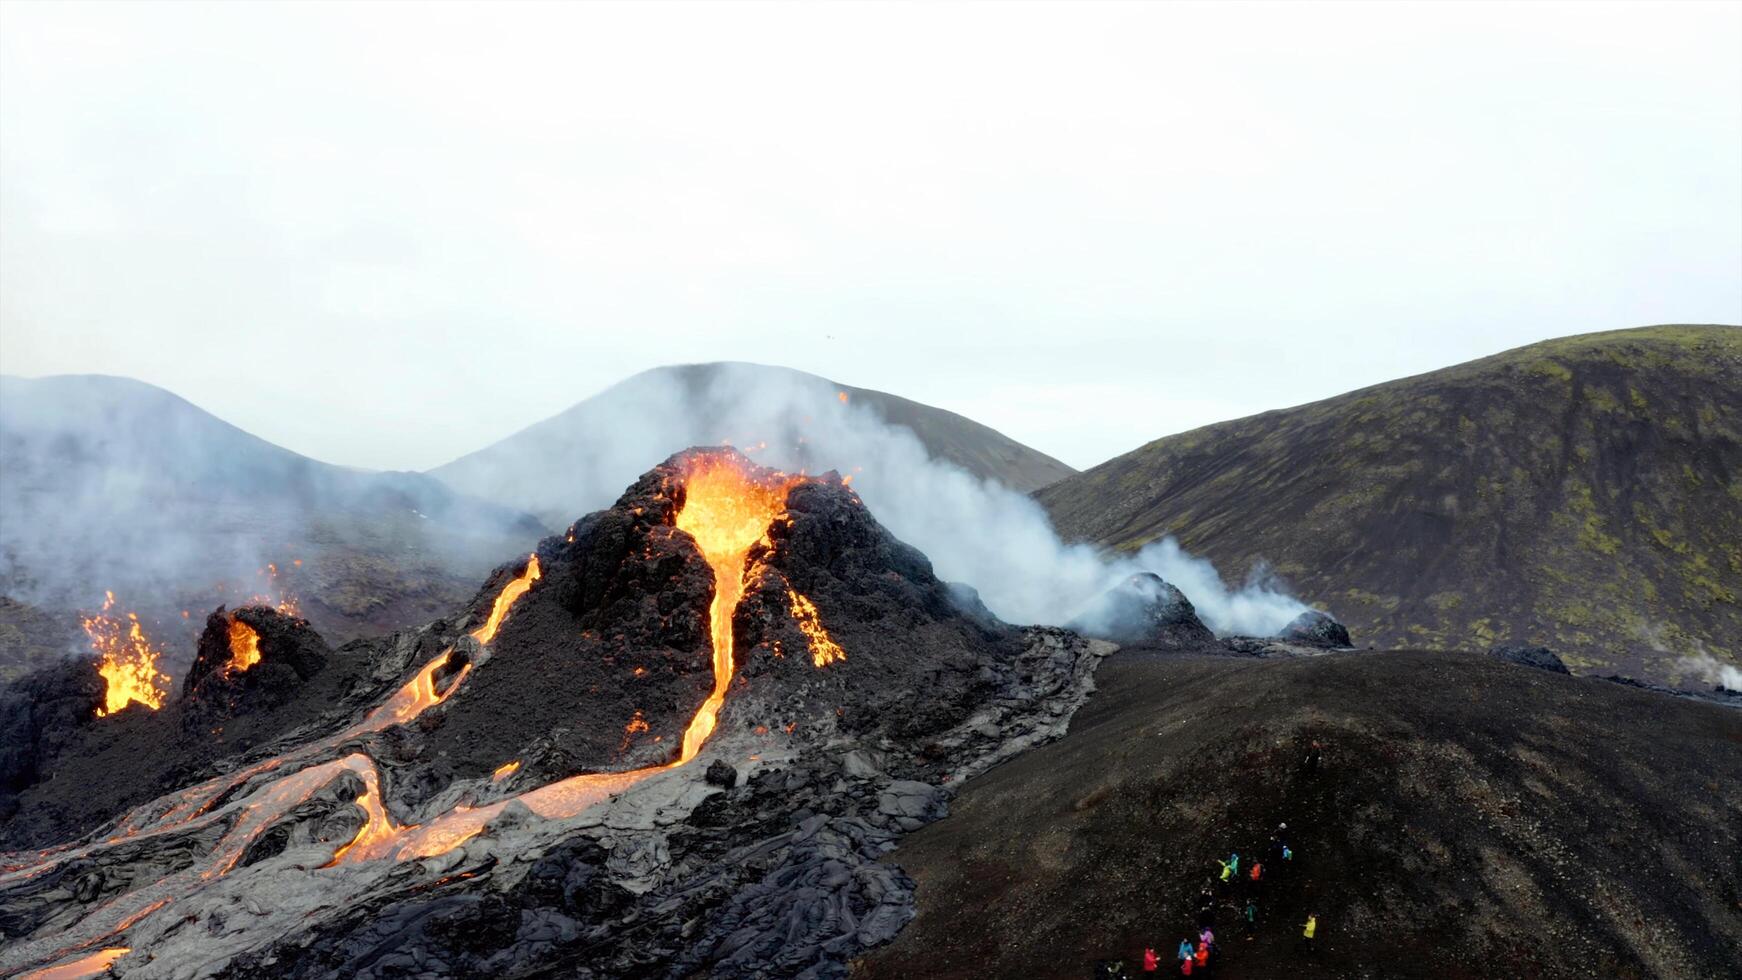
left=430, top=362, right=1076, bottom=527
left=0, top=374, right=547, bottom=675
left=1038, top=325, right=1742, bottom=687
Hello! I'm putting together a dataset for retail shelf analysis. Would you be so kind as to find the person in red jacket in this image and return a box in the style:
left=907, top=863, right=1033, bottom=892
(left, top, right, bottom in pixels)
left=1179, top=952, right=1193, bottom=976
left=1194, top=942, right=1209, bottom=969
left=1143, top=947, right=1160, bottom=973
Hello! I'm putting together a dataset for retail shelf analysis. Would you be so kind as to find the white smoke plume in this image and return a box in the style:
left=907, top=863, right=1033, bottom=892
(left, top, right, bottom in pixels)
left=1678, top=653, right=1742, bottom=692
left=435, top=362, right=1311, bottom=636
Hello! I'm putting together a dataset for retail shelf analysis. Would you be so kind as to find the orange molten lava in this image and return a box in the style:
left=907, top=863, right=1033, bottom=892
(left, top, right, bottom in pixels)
left=471, top=555, right=542, bottom=645
left=325, top=763, right=396, bottom=865
left=20, top=947, right=130, bottom=980
left=672, top=458, right=798, bottom=764
left=786, top=589, right=846, bottom=667
left=82, top=592, right=170, bottom=717
left=491, top=760, right=521, bottom=782
left=329, top=458, right=804, bottom=865
left=227, top=619, right=262, bottom=673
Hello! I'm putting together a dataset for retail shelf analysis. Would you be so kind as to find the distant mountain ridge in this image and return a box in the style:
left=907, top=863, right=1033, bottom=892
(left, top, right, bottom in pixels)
left=0, top=374, right=547, bottom=674
left=430, top=362, right=1075, bottom=527
left=1037, top=325, right=1742, bottom=686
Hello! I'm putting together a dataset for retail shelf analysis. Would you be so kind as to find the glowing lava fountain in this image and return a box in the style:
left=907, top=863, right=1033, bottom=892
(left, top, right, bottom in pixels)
left=226, top=618, right=262, bottom=673
left=82, top=592, right=170, bottom=717
left=670, top=457, right=801, bottom=763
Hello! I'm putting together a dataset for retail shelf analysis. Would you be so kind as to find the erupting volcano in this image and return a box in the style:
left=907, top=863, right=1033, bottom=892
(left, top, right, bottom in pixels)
left=0, top=448, right=1109, bottom=979
left=327, top=454, right=841, bottom=865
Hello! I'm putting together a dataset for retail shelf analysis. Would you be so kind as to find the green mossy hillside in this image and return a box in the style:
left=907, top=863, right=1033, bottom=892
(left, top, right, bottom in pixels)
left=1037, top=325, right=1742, bottom=685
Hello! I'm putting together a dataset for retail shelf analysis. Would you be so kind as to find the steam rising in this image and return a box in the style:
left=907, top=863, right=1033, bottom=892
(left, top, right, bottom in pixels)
left=0, top=366, right=1306, bottom=658
left=1678, top=653, right=1742, bottom=693
left=435, top=363, right=1309, bottom=635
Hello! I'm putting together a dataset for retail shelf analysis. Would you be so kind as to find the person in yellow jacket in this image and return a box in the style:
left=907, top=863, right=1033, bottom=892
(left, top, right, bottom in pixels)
left=1301, top=913, right=1319, bottom=953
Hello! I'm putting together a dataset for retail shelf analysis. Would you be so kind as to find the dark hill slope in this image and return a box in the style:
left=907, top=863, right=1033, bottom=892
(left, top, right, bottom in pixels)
left=859, top=650, right=1742, bottom=980
left=0, top=375, right=547, bottom=671
left=1037, top=326, right=1742, bottom=684
left=430, top=362, right=1075, bottom=526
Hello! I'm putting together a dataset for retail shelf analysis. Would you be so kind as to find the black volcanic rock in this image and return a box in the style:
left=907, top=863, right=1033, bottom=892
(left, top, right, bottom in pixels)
left=729, top=473, right=1027, bottom=746
left=1280, top=608, right=1352, bottom=648
left=180, top=606, right=331, bottom=729
left=0, top=618, right=456, bottom=851
left=1065, top=572, right=1217, bottom=649
left=0, top=655, right=104, bottom=823
left=705, top=759, right=737, bottom=788
left=860, top=651, right=1742, bottom=980
left=388, top=458, right=720, bottom=809
left=1488, top=644, right=1569, bottom=674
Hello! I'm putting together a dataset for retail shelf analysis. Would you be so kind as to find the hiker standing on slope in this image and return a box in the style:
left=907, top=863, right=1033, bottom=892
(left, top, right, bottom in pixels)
left=1301, top=913, right=1319, bottom=953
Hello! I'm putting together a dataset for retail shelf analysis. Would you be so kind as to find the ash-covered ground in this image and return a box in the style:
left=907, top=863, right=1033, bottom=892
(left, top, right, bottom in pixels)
left=0, top=449, right=1110, bottom=979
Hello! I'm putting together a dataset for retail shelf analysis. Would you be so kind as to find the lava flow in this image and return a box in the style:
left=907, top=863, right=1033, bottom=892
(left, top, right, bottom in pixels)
left=670, top=457, right=800, bottom=763
left=82, top=592, right=170, bottom=717
left=471, top=554, right=542, bottom=645
left=19, top=947, right=131, bottom=980
left=331, top=456, right=837, bottom=864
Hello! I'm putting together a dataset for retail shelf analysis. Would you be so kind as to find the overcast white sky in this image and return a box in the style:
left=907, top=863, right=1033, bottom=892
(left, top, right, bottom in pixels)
left=2, top=1, right=1738, bottom=472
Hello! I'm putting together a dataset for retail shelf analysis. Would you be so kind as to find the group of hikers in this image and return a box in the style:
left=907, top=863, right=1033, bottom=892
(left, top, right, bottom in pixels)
left=1095, top=740, right=1328, bottom=979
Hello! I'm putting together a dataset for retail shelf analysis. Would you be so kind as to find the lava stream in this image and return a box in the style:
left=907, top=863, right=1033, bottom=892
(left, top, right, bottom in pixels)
left=471, top=554, right=541, bottom=645
left=671, top=458, right=799, bottom=763
left=18, top=947, right=130, bottom=980
left=0, top=555, right=547, bottom=977
left=333, top=457, right=806, bottom=864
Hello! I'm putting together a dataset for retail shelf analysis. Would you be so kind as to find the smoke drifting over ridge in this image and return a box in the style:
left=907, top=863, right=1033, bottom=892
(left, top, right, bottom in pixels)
left=0, top=374, right=546, bottom=659
left=435, top=363, right=1310, bottom=635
